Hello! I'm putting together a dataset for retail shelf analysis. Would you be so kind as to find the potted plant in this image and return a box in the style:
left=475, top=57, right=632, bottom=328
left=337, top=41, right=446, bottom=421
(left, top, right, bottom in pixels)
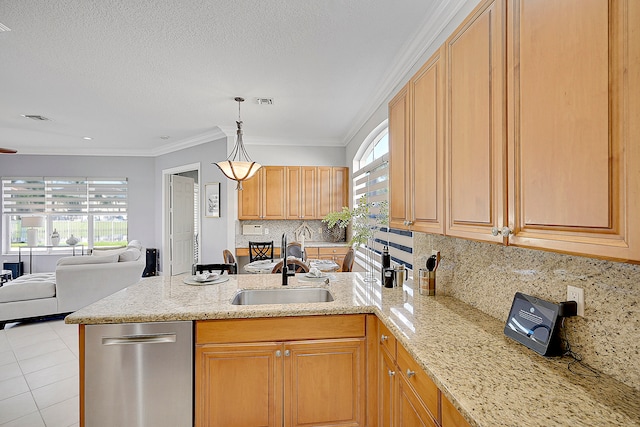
left=322, top=195, right=388, bottom=247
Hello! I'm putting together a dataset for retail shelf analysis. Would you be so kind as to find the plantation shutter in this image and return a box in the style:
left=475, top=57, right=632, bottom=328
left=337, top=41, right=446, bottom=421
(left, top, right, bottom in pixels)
left=352, top=153, right=413, bottom=275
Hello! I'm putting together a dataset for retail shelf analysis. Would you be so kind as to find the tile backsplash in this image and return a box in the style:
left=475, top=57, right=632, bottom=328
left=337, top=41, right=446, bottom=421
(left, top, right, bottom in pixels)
left=414, top=232, right=640, bottom=391
left=236, top=220, right=345, bottom=248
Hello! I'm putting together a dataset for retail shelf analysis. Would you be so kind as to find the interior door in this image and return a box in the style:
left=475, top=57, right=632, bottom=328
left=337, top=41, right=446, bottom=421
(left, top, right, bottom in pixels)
left=171, top=175, right=194, bottom=275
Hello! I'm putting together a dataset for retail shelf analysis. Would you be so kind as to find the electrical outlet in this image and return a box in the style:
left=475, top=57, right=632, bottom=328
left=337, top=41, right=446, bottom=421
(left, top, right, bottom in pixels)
left=567, top=285, right=585, bottom=317
left=264, top=228, right=269, bottom=235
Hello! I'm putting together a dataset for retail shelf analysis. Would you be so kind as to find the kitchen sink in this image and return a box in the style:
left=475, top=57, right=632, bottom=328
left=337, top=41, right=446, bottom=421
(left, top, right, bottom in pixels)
left=231, top=288, right=335, bottom=305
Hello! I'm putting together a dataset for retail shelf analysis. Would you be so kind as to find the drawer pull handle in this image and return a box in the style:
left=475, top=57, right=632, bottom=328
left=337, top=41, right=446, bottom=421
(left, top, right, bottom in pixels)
left=380, top=334, right=388, bottom=342
left=284, top=350, right=290, bottom=357
left=276, top=350, right=282, bottom=357
left=406, top=369, right=416, bottom=378
left=388, top=370, right=396, bottom=377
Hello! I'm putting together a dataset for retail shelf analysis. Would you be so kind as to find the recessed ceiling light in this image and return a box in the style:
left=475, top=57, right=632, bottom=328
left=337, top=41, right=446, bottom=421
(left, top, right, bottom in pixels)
left=256, top=98, right=274, bottom=105
left=21, top=114, right=49, bottom=121
left=83, top=137, right=93, bottom=140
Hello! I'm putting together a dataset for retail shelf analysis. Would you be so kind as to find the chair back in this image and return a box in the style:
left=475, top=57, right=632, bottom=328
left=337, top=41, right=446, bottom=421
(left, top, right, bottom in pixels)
left=286, top=242, right=305, bottom=260
left=341, top=247, right=355, bottom=272
left=271, top=258, right=309, bottom=274
left=249, top=241, right=274, bottom=262
left=193, top=263, right=237, bottom=275
left=222, top=249, right=236, bottom=264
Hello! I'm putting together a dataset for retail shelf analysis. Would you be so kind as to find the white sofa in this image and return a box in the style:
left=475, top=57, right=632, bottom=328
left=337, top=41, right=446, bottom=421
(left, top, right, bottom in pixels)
left=0, top=241, right=146, bottom=329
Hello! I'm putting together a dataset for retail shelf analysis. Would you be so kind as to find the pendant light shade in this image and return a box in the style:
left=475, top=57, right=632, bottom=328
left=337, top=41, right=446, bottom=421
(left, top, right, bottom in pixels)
left=215, top=97, right=262, bottom=190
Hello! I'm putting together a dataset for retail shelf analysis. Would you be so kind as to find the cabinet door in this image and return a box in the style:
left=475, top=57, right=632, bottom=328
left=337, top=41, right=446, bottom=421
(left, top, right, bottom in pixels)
left=378, top=346, right=396, bottom=427
left=332, top=167, right=349, bottom=213
left=286, top=166, right=302, bottom=219
left=395, top=373, right=437, bottom=427
left=318, top=166, right=333, bottom=217
left=195, top=342, right=283, bottom=427
left=411, top=45, right=445, bottom=235
left=301, top=166, right=318, bottom=219
left=441, top=393, right=471, bottom=427
left=263, top=166, right=286, bottom=219
left=389, top=84, right=411, bottom=230
left=445, top=0, right=506, bottom=243
left=506, top=0, right=640, bottom=261
left=238, top=170, right=263, bottom=219
left=285, top=338, right=366, bottom=427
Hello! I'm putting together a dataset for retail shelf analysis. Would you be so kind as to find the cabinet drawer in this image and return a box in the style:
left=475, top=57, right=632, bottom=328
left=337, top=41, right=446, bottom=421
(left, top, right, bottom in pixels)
left=378, top=320, right=397, bottom=359
left=196, top=315, right=366, bottom=344
left=318, top=246, right=349, bottom=256
left=397, top=343, right=439, bottom=421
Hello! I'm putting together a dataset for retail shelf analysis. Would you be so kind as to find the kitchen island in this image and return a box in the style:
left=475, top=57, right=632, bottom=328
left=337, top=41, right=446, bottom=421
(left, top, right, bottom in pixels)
left=66, top=273, right=640, bottom=427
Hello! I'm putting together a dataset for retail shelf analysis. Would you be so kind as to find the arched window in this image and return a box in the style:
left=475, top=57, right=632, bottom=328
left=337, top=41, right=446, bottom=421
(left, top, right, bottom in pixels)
left=352, top=121, right=413, bottom=276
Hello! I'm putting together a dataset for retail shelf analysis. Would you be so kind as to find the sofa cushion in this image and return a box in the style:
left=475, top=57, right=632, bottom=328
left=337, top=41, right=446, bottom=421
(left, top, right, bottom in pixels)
left=127, top=240, right=143, bottom=250
left=92, top=247, right=127, bottom=257
left=57, top=254, right=119, bottom=266
left=0, top=273, right=56, bottom=303
left=119, top=247, right=141, bottom=262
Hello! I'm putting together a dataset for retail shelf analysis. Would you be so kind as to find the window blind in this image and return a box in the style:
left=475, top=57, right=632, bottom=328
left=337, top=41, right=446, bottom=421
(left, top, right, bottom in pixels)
left=2, top=177, right=127, bottom=214
left=352, top=154, right=413, bottom=275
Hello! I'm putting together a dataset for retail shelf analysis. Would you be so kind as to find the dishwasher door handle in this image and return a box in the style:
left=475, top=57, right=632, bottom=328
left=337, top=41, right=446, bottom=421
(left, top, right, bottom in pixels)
left=102, top=333, right=177, bottom=345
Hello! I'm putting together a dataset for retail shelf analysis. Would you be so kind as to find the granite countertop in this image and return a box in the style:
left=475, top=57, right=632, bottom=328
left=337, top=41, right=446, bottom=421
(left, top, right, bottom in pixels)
left=65, top=273, right=640, bottom=427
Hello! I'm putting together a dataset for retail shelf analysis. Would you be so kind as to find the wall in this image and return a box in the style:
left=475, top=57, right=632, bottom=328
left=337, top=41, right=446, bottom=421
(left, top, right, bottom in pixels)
left=154, top=137, right=230, bottom=268
left=414, top=233, right=640, bottom=391
left=0, top=154, right=155, bottom=273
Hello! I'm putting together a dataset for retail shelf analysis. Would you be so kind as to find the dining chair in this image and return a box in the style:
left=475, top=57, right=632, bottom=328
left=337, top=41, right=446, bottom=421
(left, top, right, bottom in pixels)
left=341, top=247, right=355, bottom=272
left=271, top=259, right=309, bottom=274
left=249, top=241, right=274, bottom=262
left=222, top=249, right=237, bottom=265
left=192, top=263, right=237, bottom=275
left=286, top=242, right=305, bottom=260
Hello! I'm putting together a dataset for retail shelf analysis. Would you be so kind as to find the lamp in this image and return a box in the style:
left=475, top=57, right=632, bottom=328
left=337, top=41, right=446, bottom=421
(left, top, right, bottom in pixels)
left=215, top=97, right=262, bottom=190
left=21, top=216, right=45, bottom=247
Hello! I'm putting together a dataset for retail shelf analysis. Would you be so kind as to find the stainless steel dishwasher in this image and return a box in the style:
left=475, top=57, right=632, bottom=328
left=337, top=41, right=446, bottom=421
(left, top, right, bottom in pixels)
left=84, top=321, right=193, bottom=427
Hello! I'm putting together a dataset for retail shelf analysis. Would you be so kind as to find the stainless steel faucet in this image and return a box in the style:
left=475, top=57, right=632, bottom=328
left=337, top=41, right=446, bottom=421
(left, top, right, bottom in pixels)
left=281, top=233, right=294, bottom=286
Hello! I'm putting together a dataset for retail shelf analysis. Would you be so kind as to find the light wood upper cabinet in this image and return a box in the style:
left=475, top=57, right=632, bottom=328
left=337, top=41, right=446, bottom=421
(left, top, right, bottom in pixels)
left=241, top=166, right=346, bottom=220
left=506, top=0, right=640, bottom=261
left=318, top=166, right=350, bottom=218
left=238, top=170, right=262, bottom=219
left=445, top=0, right=506, bottom=243
left=286, top=166, right=318, bottom=220
left=238, top=166, right=286, bottom=219
left=389, top=84, right=411, bottom=230
left=411, top=46, right=445, bottom=235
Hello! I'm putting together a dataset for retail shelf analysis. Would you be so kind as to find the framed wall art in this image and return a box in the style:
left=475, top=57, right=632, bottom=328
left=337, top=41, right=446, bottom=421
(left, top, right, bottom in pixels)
left=204, top=182, right=221, bottom=217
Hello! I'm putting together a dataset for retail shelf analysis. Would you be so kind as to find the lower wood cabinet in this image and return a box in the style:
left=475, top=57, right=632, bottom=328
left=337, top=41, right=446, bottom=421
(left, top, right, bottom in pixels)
left=376, top=318, right=469, bottom=427
left=195, top=316, right=366, bottom=427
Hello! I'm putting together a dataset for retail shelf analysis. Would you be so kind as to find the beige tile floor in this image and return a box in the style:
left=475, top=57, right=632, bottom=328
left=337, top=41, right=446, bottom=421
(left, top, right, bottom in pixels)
left=0, top=319, right=79, bottom=427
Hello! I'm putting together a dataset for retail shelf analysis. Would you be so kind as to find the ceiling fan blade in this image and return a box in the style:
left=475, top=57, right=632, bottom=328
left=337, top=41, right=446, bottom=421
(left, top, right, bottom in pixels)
left=0, top=148, right=17, bottom=154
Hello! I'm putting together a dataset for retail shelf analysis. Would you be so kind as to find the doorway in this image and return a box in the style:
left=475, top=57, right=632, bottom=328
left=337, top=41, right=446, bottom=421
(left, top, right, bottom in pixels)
left=162, top=163, right=201, bottom=276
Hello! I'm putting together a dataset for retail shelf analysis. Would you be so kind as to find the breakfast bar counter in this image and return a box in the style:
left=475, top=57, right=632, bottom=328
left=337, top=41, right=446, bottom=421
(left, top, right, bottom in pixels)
left=66, top=273, right=640, bottom=427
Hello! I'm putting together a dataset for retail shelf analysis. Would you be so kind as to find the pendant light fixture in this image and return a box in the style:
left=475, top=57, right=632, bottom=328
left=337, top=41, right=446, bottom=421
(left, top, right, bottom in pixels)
left=215, top=97, right=262, bottom=190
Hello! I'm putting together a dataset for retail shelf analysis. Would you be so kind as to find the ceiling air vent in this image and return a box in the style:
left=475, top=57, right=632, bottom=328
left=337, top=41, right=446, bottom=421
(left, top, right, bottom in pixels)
left=0, top=23, right=11, bottom=32
left=21, top=115, right=50, bottom=121
left=256, top=98, right=274, bottom=105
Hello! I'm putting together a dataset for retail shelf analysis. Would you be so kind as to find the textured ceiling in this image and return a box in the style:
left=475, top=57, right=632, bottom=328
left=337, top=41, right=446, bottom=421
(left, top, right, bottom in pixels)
left=0, top=0, right=465, bottom=156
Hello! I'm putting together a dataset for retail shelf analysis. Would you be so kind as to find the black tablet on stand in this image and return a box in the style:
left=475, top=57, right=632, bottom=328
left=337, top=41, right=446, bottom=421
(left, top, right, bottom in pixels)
left=504, top=292, right=562, bottom=356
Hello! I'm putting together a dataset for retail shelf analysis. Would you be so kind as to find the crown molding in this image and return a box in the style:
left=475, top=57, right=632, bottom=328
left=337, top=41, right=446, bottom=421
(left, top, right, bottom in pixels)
left=342, top=0, right=471, bottom=146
